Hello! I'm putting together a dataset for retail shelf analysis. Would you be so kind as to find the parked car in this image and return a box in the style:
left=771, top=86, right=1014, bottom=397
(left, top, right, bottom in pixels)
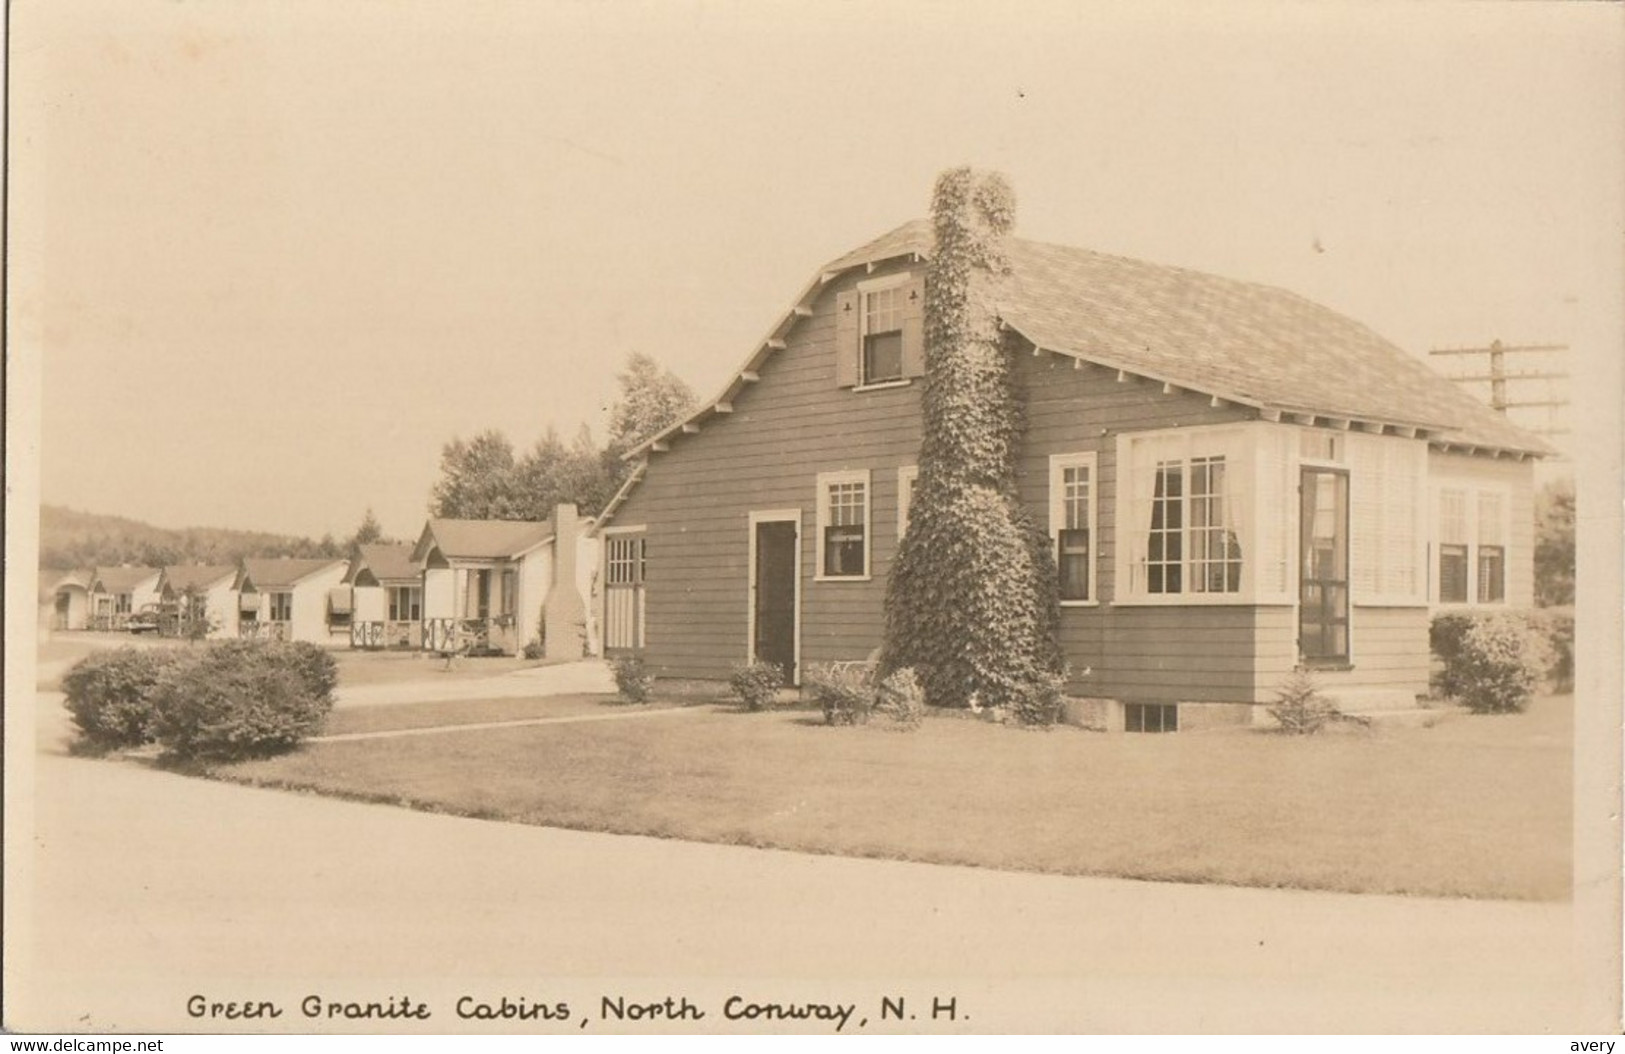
left=126, top=607, right=162, bottom=634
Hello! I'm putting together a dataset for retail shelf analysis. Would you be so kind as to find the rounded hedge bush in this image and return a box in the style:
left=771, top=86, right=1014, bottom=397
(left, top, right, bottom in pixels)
left=1452, top=612, right=1554, bottom=714
left=612, top=656, right=654, bottom=703
left=150, top=642, right=335, bottom=762
left=61, top=646, right=195, bottom=751
left=728, top=660, right=783, bottom=712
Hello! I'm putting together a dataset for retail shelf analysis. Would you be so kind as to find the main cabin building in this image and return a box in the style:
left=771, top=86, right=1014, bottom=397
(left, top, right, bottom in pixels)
left=596, top=220, right=1550, bottom=726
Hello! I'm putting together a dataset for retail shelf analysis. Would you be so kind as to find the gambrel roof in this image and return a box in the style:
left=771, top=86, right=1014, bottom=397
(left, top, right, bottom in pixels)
left=345, top=543, right=420, bottom=585
left=602, top=219, right=1551, bottom=526
left=411, top=518, right=552, bottom=564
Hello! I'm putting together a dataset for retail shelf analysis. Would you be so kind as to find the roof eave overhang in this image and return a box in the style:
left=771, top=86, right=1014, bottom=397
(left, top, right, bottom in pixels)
left=1014, top=334, right=1465, bottom=443
left=622, top=244, right=930, bottom=465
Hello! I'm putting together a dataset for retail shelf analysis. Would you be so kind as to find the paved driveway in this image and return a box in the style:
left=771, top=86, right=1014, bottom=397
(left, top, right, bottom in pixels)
left=6, top=691, right=1604, bottom=1035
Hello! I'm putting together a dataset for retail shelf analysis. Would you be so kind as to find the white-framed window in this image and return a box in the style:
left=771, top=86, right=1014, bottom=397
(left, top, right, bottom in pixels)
left=897, top=465, right=919, bottom=541
left=1477, top=491, right=1506, bottom=603
left=836, top=273, right=923, bottom=390
left=268, top=591, right=293, bottom=622
left=1048, top=452, right=1097, bottom=604
left=1432, top=483, right=1510, bottom=605
left=862, top=282, right=906, bottom=386
left=816, top=469, right=871, bottom=580
left=1119, top=422, right=1430, bottom=608
left=603, top=528, right=649, bottom=652
left=388, top=586, right=421, bottom=622
left=605, top=535, right=646, bottom=586
left=1120, top=428, right=1247, bottom=601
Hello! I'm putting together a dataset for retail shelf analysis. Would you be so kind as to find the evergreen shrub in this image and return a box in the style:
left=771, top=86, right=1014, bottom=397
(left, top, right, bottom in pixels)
left=150, top=642, right=335, bottom=762
left=612, top=656, right=654, bottom=703
left=61, top=646, right=194, bottom=752
left=1267, top=669, right=1343, bottom=734
left=872, top=667, right=925, bottom=731
left=804, top=663, right=873, bottom=726
left=1431, top=610, right=1558, bottom=712
left=727, top=660, right=783, bottom=712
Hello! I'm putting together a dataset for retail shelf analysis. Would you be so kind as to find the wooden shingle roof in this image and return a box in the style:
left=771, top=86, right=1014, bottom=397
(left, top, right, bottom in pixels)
left=239, top=557, right=347, bottom=590
left=412, top=519, right=552, bottom=563
left=623, top=219, right=1551, bottom=467
left=157, top=564, right=236, bottom=592
left=346, top=543, right=420, bottom=584
left=89, top=566, right=160, bottom=593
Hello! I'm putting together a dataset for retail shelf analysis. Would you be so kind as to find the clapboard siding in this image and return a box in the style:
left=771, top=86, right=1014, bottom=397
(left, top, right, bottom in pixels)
left=1252, top=605, right=1430, bottom=700
left=618, top=260, right=925, bottom=679
left=610, top=262, right=1509, bottom=706
left=1013, top=345, right=1263, bottom=702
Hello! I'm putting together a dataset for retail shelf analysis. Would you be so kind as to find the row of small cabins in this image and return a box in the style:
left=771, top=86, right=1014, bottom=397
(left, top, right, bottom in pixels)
left=49, top=506, right=598, bottom=661
left=49, top=219, right=1553, bottom=729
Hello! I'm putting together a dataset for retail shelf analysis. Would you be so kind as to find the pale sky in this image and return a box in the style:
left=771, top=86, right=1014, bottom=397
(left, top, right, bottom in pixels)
left=14, top=0, right=1623, bottom=540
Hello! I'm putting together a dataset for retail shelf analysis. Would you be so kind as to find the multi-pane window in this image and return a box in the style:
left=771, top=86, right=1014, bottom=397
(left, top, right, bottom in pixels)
left=1436, top=487, right=1471, bottom=604
left=606, top=536, right=646, bottom=585
left=1434, top=484, right=1510, bottom=605
left=388, top=586, right=421, bottom=622
left=1189, top=456, right=1242, bottom=594
left=862, top=286, right=904, bottom=385
left=1477, top=492, right=1505, bottom=603
left=1121, top=428, right=1249, bottom=601
left=115, top=593, right=132, bottom=615
left=817, top=471, right=870, bottom=578
left=1125, top=703, right=1178, bottom=733
left=268, top=592, right=293, bottom=622
left=1147, top=463, right=1184, bottom=594
left=1049, top=453, right=1096, bottom=603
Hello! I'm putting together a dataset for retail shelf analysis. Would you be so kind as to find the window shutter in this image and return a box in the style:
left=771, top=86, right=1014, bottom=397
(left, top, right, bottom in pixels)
left=834, top=290, right=859, bottom=388
left=1253, top=427, right=1292, bottom=599
left=1348, top=434, right=1383, bottom=601
left=900, top=275, right=926, bottom=378
left=1384, top=442, right=1425, bottom=599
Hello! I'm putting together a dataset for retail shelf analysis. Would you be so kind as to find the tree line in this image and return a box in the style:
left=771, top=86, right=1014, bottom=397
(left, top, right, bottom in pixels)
left=428, top=352, right=694, bottom=521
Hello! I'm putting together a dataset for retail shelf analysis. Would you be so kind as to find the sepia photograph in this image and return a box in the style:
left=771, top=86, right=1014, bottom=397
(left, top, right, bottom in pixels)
left=5, top=0, right=1622, bottom=1038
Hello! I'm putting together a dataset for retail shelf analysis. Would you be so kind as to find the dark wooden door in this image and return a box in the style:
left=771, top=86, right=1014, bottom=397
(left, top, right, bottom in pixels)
left=753, top=520, right=797, bottom=680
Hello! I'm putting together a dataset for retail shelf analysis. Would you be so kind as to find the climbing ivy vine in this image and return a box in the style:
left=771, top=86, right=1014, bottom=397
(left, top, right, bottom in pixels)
left=880, top=168, right=1064, bottom=722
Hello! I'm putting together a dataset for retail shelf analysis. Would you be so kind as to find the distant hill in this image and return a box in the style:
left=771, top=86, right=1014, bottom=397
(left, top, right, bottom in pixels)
left=39, top=505, right=345, bottom=572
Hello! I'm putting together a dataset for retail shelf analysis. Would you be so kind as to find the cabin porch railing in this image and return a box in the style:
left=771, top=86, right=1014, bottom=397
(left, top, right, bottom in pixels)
left=238, top=620, right=290, bottom=642
left=422, top=615, right=518, bottom=655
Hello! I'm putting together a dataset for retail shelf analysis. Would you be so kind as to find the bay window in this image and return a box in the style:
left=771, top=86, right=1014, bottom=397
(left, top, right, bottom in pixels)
left=1119, top=427, right=1249, bottom=601
left=1117, top=424, right=1426, bottom=610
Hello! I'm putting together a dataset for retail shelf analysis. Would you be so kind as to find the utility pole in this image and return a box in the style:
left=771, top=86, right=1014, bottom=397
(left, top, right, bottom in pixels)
left=1428, top=340, right=1570, bottom=450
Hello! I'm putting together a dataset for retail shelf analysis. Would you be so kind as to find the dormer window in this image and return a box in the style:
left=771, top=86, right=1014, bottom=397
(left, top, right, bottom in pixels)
left=833, top=273, right=925, bottom=389
left=863, top=285, right=905, bottom=385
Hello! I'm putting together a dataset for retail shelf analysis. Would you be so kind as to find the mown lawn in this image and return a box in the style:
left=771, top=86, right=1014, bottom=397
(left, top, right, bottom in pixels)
left=329, top=649, right=555, bottom=688
left=320, top=693, right=671, bottom=736
left=220, top=695, right=1572, bottom=901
